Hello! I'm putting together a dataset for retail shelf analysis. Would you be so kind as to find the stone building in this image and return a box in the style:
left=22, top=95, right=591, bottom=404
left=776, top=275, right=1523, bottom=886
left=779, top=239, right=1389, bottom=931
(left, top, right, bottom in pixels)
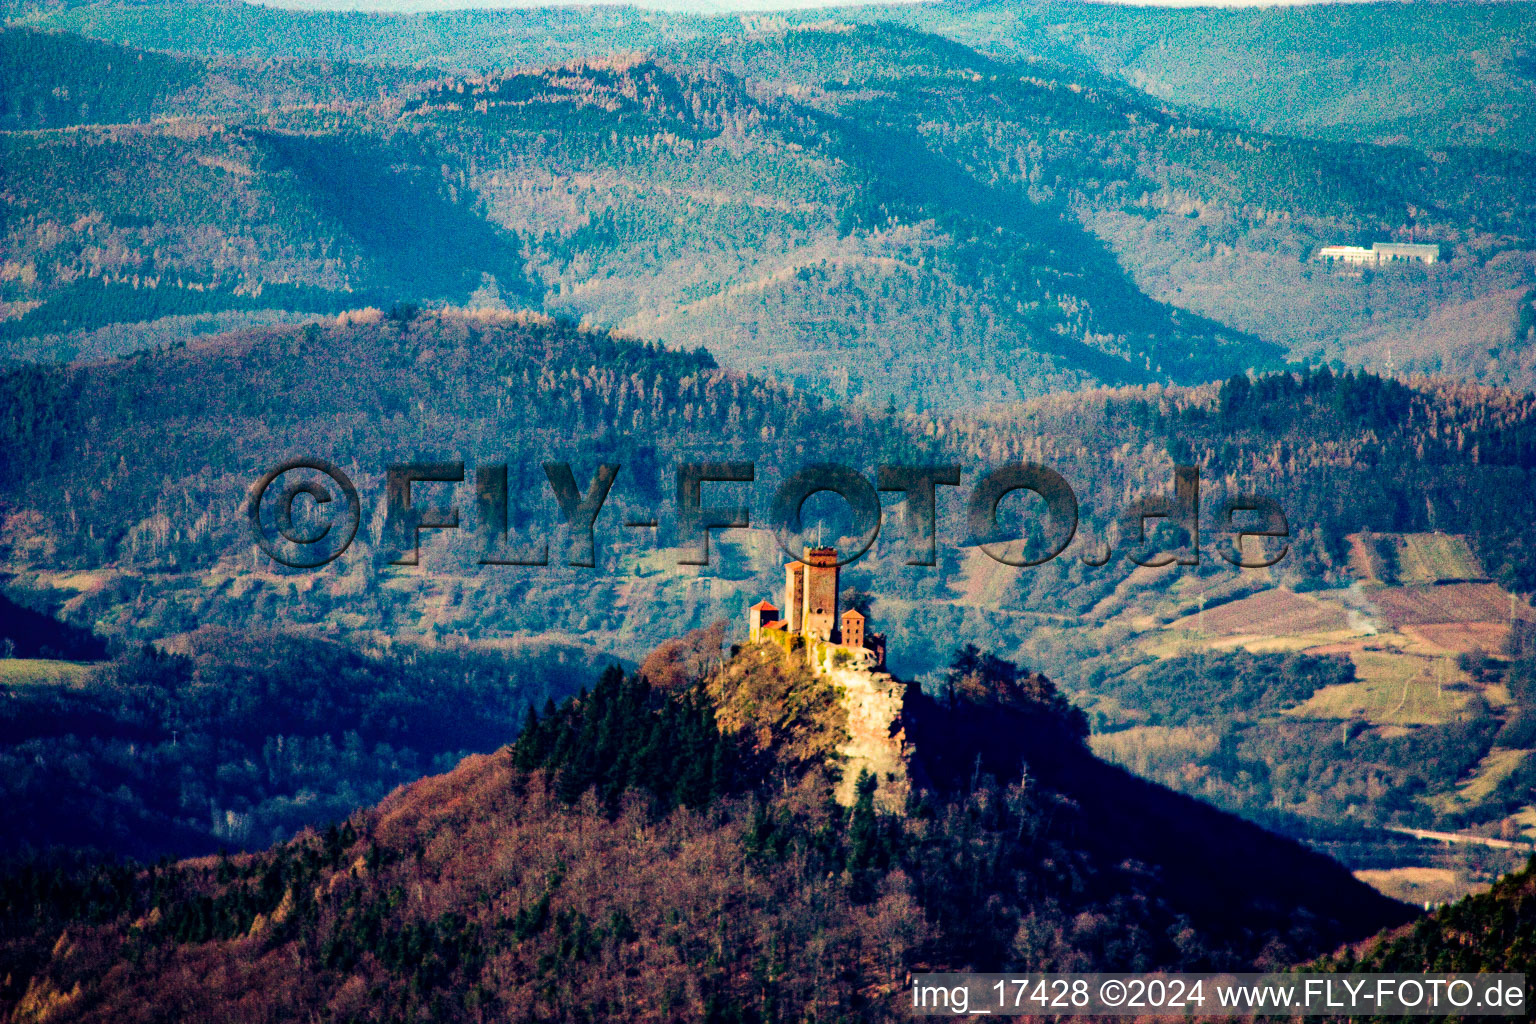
left=840, top=608, right=864, bottom=650
left=748, top=547, right=885, bottom=668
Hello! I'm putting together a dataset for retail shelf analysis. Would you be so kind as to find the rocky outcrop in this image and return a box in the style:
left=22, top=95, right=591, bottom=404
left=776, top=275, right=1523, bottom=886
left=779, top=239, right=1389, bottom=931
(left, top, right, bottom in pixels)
left=823, top=665, right=912, bottom=812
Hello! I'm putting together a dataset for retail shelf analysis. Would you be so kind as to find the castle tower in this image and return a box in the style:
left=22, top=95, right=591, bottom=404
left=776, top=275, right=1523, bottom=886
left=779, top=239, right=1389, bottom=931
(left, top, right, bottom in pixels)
left=802, top=546, right=839, bottom=641
left=748, top=600, right=779, bottom=642
left=840, top=608, right=865, bottom=650
left=784, top=560, right=805, bottom=633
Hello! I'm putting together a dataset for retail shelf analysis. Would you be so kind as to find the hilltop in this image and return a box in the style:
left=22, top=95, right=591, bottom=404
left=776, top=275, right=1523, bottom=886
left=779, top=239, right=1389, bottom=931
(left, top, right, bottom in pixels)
left=0, top=636, right=1412, bottom=1022
left=20, top=0, right=1536, bottom=156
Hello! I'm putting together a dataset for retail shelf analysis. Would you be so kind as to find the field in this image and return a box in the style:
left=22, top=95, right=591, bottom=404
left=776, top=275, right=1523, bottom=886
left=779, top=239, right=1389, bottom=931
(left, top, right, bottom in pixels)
left=1437, top=748, right=1534, bottom=812
left=1398, top=534, right=1487, bottom=583
left=1401, top=621, right=1511, bottom=655
left=1352, top=867, right=1486, bottom=908
left=1285, top=650, right=1472, bottom=726
left=1163, top=588, right=1353, bottom=638
left=1073, top=529, right=1536, bottom=881
left=1100, top=564, right=1536, bottom=877
left=1348, top=532, right=1486, bottom=585
left=1370, top=583, right=1516, bottom=627
left=0, top=658, right=96, bottom=686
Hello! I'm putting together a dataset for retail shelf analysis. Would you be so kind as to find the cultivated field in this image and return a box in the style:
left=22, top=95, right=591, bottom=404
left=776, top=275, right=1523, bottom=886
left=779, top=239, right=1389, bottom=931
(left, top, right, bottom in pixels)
left=1348, top=532, right=1486, bottom=585
left=1353, top=866, right=1486, bottom=908
left=1371, top=582, right=1516, bottom=627
left=1402, top=621, right=1511, bottom=655
left=1164, top=588, right=1352, bottom=637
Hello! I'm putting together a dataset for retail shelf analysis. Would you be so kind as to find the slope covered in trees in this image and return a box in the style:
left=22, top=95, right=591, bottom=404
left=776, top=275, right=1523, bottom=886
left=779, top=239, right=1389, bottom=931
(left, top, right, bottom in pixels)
left=17, top=0, right=719, bottom=71
left=0, top=643, right=1412, bottom=1022
left=0, top=27, right=198, bottom=129
left=5, top=17, right=1533, bottom=398
left=881, top=0, right=1536, bottom=155
left=691, top=21, right=1536, bottom=391
left=1318, top=853, right=1536, bottom=974
left=0, top=627, right=613, bottom=860
left=8, top=316, right=1536, bottom=610
left=0, top=26, right=425, bottom=131
left=24, top=0, right=1535, bottom=156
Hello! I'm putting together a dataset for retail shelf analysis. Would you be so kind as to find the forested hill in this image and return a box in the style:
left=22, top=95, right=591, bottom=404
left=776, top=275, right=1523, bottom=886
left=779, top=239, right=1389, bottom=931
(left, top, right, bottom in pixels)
left=876, top=0, right=1536, bottom=155
left=0, top=643, right=1412, bottom=1022
left=0, top=25, right=1282, bottom=401
left=0, top=624, right=617, bottom=860
left=10, top=313, right=1536, bottom=874
left=0, top=27, right=197, bottom=129
left=0, top=26, right=427, bottom=131
left=6, top=312, right=1536, bottom=653
left=0, top=309, right=902, bottom=563
left=10, top=1, right=722, bottom=70
left=19, top=0, right=1536, bottom=153
left=5, top=17, right=1534, bottom=400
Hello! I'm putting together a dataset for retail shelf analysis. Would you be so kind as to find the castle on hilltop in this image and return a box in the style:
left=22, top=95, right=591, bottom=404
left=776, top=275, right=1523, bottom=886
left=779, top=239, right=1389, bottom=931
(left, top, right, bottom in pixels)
left=747, top=547, right=886, bottom=670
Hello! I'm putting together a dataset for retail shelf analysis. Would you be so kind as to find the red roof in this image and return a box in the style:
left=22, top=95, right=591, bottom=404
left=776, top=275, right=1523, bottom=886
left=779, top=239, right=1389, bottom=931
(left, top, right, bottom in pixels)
left=750, top=600, right=779, bottom=612
left=841, top=609, right=865, bottom=620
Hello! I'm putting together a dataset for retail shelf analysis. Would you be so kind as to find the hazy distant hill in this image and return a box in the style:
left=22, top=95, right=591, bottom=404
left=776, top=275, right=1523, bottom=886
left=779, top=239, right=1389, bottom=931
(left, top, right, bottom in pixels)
left=0, top=24, right=1290, bottom=402
left=8, top=19, right=1533, bottom=400
left=17, top=0, right=722, bottom=69
left=24, top=0, right=1536, bottom=154
left=679, top=21, right=1536, bottom=389
left=878, top=0, right=1536, bottom=155
left=0, top=26, right=430, bottom=130
left=401, top=39, right=1289, bottom=402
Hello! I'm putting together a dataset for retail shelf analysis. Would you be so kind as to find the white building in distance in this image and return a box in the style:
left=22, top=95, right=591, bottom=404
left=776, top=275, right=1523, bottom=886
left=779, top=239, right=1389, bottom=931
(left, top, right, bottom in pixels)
left=1316, top=242, right=1440, bottom=265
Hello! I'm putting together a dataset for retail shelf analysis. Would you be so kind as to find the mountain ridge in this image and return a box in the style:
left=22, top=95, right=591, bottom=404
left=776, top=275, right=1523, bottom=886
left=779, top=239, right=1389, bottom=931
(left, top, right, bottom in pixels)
left=7, top=18, right=1533, bottom=399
